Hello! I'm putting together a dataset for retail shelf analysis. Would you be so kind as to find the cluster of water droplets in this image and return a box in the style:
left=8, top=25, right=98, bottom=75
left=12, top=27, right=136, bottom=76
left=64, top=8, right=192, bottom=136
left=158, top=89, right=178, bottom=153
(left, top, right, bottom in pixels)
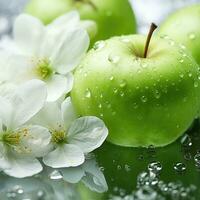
left=3, top=185, right=45, bottom=200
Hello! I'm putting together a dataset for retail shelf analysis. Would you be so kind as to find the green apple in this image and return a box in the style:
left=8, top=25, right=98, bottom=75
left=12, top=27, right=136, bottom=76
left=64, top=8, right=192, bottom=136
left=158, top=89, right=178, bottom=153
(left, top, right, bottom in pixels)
left=25, top=0, right=137, bottom=45
left=157, top=4, right=200, bottom=65
left=71, top=32, right=200, bottom=147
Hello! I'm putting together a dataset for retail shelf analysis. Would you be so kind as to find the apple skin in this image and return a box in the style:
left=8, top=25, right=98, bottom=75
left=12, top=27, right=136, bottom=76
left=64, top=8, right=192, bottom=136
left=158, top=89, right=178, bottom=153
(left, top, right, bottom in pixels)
left=25, top=0, right=137, bottom=45
left=157, top=4, right=200, bottom=65
left=71, top=35, right=200, bottom=147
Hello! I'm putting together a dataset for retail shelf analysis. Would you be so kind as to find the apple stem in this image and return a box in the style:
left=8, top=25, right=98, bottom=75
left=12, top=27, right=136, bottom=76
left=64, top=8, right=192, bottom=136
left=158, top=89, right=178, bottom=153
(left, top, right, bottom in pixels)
left=143, top=23, right=158, bottom=58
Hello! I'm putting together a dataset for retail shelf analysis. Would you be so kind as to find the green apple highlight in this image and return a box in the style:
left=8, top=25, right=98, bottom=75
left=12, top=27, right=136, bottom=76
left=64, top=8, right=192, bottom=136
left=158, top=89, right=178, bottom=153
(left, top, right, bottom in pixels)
left=157, top=4, right=200, bottom=65
left=71, top=31, right=200, bottom=147
left=25, top=0, right=137, bottom=45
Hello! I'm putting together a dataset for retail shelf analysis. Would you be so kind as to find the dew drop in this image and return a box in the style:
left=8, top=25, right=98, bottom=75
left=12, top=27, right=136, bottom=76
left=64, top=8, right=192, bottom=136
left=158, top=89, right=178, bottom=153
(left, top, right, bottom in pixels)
left=108, top=55, right=120, bottom=64
left=180, top=134, right=192, bottom=147
left=154, top=90, right=161, bottom=99
left=148, top=161, right=162, bottom=174
left=119, top=80, right=127, bottom=88
left=120, top=38, right=130, bottom=43
left=194, top=81, right=199, bottom=88
left=93, top=41, right=105, bottom=50
left=85, top=88, right=91, bottom=98
left=141, top=96, right=148, bottom=103
left=174, top=162, right=186, bottom=173
left=188, top=33, right=196, bottom=40
left=98, top=103, right=102, bottom=108
left=109, top=76, right=114, bottom=81
left=49, top=170, right=63, bottom=180
left=194, top=153, right=200, bottom=165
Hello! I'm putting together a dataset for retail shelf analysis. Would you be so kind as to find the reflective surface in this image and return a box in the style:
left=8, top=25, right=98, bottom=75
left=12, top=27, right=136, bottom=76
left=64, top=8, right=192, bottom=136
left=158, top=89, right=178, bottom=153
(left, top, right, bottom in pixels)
left=0, top=0, right=200, bottom=199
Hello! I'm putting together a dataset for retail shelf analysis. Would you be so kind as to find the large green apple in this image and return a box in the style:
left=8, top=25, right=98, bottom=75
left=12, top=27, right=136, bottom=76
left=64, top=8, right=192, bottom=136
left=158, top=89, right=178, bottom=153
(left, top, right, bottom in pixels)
left=157, top=4, right=200, bottom=65
left=25, top=0, right=137, bottom=45
left=71, top=34, right=200, bottom=147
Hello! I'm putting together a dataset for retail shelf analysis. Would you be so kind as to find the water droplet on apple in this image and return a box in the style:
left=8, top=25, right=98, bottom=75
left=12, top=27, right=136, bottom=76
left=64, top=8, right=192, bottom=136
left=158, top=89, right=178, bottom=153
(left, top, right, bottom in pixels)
left=109, top=76, right=114, bottom=81
left=179, top=73, right=184, bottom=78
left=100, top=93, right=103, bottom=98
left=188, top=33, right=196, bottom=40
left=179, top=44, right=186, bottom=50
left=179, top=59, right=184, bottom=63
left=120, top=91, right=125, bottom=97
left=154, top=90, right=161, bottom=99
left=100, top=113, right=104, bottom=117
left=120, top=38, right=130, bottom=43
left=112, top=111, right=116, bottom=116
left=113, top=88, right=118, bottom=94
left=133, top=102, right=138, bottom=109
left=188, top=72, right=193, bottom=77
left=85, top=88, right=91, bottom=98
left=141, top=96, right=148, bottom=103
left=108, top=55, right=120, bottom=64
left=194, top=81, right=199, bottom=88
left=98, top=104, right=102, bottom=108
left=119, top=80, right=127, bottom=88
left=93, top=41, right=105, bottom=50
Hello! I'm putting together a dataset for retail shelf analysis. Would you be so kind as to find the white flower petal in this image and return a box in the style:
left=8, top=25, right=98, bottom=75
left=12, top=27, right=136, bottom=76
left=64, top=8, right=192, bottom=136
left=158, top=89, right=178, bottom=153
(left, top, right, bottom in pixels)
left=51, top=29, right=89, bottom=74
left=0, top=143, right=11, bottom=170
left=82, top=159, right=108, bottom=193
left=43, top=144, right=84, bottom=168
left=17, top=125, right=51, bottom=157
left=61, top=166, right=85, bottom=184
left=30, top=101, right=62, bottom=129
left=61, top=97, right=77, bottom=129
left=14, top=14, right=45, bottom=56
left=4, top=156, right=42, bottom=178
left=68, top=117, right=108, bottom=153
left=0, top=97, right=13, bottom=128
left=11, top=80, right=47, bottom=127
left=48, top=11, right=80, bottom=30
left=46, top=73, right=73, bottom=102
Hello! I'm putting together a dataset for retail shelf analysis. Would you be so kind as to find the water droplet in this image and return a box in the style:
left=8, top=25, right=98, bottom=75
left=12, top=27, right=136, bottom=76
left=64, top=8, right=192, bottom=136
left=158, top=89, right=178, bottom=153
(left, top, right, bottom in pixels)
left=169, top=39, right=175, bottom=46
left=124, top=164, right=131, bottom=172
left=119, top=80, right=127, bottom=88
left=109, top=76, right=114, bottom=81
left=117, top=165, right=122, bottom=170
left=174, top=162, right=186, bottom=173
left=133, top=102, right=138, bottom=109
left=108, top=55, right=120, bottom=64
left=113, top=88, right=118, bottom=94
left=188, top=72, right=193, bottom=77
left=181, top=134, right=192, bottom=147
left=85, top=88, right=91, bottom=98
left=194, top=153, right=200, bottom=166
left=120, top=38, right=130, bottom=43
left=194, top=81, right=199, bottom=88
left=148, top=161, right=162, bottom=174
left=120, top=91, right=124, bottom=97
left=37, top=190, right=45, bottom=198
left=179, top=59, right=184, bottom=63
left=93, top=41, right=105, bottom=50
left=141, top=96, right=148, bottom=103
left=49, top=170, right=63, bottom=180
left=188, top=33, right=196, bottom=40
left=154, top=90, right=161, bottom=99
left=98, top=104, right=102, bottom=108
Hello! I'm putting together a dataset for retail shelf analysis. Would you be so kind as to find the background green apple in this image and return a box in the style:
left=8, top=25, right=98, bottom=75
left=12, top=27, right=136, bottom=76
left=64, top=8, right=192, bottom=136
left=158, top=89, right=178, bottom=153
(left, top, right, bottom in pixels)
left=25, top=0, right=137, bottom=45
left=71, top=34, right=200, bottom=147
left=157, top=4, right=200, bottom=65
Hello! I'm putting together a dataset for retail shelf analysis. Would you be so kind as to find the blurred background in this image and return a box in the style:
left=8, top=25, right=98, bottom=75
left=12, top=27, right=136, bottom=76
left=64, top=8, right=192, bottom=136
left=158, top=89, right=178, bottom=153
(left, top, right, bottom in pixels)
left=0, top=0, right=200, bottom=38
left=0, top=0, right=200, bottom=199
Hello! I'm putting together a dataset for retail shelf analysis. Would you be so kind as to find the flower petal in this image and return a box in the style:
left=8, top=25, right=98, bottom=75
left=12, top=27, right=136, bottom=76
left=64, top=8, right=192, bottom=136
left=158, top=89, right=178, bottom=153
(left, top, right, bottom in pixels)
left=30, top=101, right=62, bottom=130
left=61, top=166, right=85, bottom=184
left=0, top=143, right=11, bottom=170
left=43, top=144, right=84, bottom=168
left=0, top=97, right=13, bottom=128
left=51, top=28, right=89, bottom=74
left=68, top=117, right=108, bottom=153
left=11, top=80, right=47, bottom=127
left=46, top=73, right=73, bottom=102
left=48, top=11, right=80, bottom=30
left=13, top=14, right=45, bottom=56
left=82, top=159, right=108, bottom=193
left=61, top=97, right=77, bottom=129
left=4, top=156, right=43, bottom=178
left=17, top=125, right=51, bottom=157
